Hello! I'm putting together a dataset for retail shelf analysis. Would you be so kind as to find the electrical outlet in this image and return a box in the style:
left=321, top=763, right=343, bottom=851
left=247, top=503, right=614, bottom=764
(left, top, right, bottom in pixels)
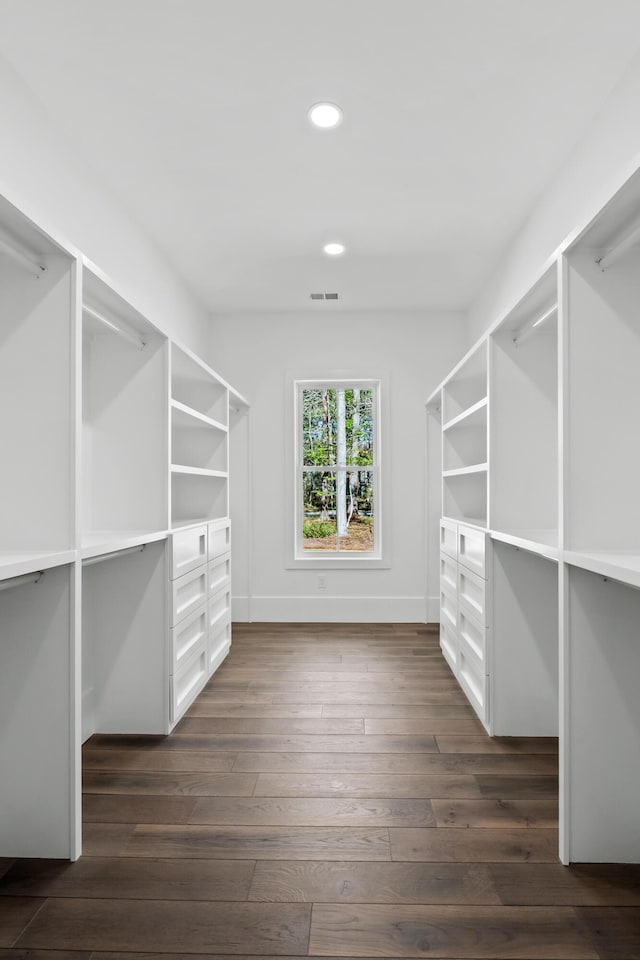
left=317, top=575, right=327, bottom=590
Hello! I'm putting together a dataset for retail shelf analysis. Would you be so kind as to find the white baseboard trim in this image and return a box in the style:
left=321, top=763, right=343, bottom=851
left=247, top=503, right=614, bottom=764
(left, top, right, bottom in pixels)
left=232, top=596, right=251, bottom=622
left=427, top=595, right=441, bottom=623
left=233, top=595, right=426, bottom=623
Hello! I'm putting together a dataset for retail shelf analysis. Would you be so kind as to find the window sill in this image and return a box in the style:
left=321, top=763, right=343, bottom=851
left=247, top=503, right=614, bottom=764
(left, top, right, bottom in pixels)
left=287, top=554, right=390, bottom=570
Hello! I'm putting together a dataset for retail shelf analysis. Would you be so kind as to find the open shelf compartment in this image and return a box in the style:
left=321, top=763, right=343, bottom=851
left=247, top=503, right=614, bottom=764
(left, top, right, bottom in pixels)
left=82, top=268, right=168, bottom=546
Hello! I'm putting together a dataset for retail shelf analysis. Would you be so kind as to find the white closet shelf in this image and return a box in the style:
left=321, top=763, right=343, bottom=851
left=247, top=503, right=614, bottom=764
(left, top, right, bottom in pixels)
left=171, top=465, right=228, bottom=478
left=170, top=399, right=228, bottom=433
left=81, top=529, right=168, bottom=560
left=443, top=514, right=487, bottom=529
left=442, top=397, right=487, bottom=432
left=490, top=528, right=559, bottom=560
left=0, top=550, right=76, bottom=581
left=564, top=550, right=640, bottom=590
left=443, top=463, right=488, bottom=478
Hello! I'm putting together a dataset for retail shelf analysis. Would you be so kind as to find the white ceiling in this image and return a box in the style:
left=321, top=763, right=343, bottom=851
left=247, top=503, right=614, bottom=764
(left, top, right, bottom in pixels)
left=2, top=0, right=640, bottom=315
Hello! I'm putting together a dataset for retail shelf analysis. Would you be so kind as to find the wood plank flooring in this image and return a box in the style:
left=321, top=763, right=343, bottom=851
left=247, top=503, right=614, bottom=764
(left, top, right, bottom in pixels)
left=1, top=621, right=640, bottom=958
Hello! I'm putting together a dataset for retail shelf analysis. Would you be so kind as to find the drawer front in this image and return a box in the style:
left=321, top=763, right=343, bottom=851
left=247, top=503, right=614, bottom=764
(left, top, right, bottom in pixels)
left=458, top=639, right=489, bottom=725
left=440, top=583, right=457, bottom=632
left=440, top=619, right=458, bottom=674
left=171, top=603, right=207, bottom=670
left=170, top=525, right=207, bottom=580
left=208, top=519, right=231, bottom=561
left=458, top=565, right=489, bottom=626
left=208, top=619, right=231, bottom=674
left=440, top=518, right=458, bottom=560
left=208, top=553, right=231, bottom=597
left=458, top=523, right=487, bottom=578
left=171, top=565, right=207, bottom=627
left=208, top=585, right=231, bottom=634
left=458, top=609, right=488, bottom=669
left=171, top=643, right=207, bottom=723
left=440, top=552, right=457, bottom=595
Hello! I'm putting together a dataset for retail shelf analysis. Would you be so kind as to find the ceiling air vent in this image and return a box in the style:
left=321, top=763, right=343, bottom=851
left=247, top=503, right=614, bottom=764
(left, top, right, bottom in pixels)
left=310, top=292, right=339, bottom=300
left=324, top=292, right=339, bottom=300
left=310, top=293, right=324, bottom=300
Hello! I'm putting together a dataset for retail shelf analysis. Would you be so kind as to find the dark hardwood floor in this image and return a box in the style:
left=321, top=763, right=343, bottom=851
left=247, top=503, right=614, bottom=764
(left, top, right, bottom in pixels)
left=1, top=622, right=639, bottom=958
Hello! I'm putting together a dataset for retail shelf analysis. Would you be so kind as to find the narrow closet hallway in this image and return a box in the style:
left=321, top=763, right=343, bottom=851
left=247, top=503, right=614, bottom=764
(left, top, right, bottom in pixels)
left=1, top=622, right=639, bottom=956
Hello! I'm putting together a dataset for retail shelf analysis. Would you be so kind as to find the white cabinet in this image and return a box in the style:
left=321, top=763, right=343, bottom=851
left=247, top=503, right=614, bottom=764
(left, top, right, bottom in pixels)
left=438, top=518, right=491, bottom=730
left=167, top=518, right=232, bottom=727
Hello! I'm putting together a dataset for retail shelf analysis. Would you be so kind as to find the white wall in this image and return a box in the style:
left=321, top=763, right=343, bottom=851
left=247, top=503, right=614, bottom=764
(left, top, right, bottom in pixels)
left=466, top=49, right=640, bottom=345
left=0, top=53, right=210, bottom=355
left=212, top=310, right=465, bottom=622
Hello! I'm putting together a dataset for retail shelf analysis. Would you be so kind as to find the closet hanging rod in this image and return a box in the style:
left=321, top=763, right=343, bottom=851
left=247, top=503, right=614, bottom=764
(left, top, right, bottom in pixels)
left=0, top=570, right=44, bottom=592
left=0, top=234, right=47, bottom=279
left=512, top=303, right=557, bottom=346
left=82, top=304, right=146, bottom=351
left=596, top=217, right=640, bottom=271
left=82, top=544, right=145, bottom=567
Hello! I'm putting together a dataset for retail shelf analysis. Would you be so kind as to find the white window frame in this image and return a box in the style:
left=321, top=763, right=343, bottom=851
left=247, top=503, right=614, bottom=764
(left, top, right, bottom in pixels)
left=287, top=376, right=389, bottom=569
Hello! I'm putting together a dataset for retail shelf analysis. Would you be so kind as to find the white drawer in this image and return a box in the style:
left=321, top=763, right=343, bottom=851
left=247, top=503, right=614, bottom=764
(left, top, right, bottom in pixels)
left=170, top=565, right=207, bottom=627
left=440, top=582, right=457, bottom=632
left=171, top=642, right=207, bottom=723
left=458, top=608, right=489, bottom=669
left=208, top=552, right=231, bottom=597
left=440, top=518, right=458, bottom=560
left=170, top=525, right=207, bottom=580
left=208, top=618, right=231, bottom=675
left=208, top=585, right=231, bottom=634
left=171, top=603, right=207, bottom=670
left=458, top=565, right=489, bottom=626
left=440, top=552, right=457, bottom=594
left=208, top=519, right=231, bottom=561
left=458, top=523, right=488, bottom=578
left=458, top=639, right=489, bottom=725
left=440, top=619, right=458, bottom=674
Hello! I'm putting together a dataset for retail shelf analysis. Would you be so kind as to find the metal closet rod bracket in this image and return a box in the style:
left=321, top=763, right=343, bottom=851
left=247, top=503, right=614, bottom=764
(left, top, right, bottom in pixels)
left=0, top=570, right=45, bottom=592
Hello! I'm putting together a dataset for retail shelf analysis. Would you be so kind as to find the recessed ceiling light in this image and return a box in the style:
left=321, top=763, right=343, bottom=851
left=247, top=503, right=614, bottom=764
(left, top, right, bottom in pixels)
left=309, top=102, right=343, bottom=129
left=323, top=242, right=345, bottom=256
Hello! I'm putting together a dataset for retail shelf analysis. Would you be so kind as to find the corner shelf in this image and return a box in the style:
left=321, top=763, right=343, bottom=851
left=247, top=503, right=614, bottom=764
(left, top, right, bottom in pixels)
left=443, top=463, right=488, bottom=478
left=171, top=398, right=228, bottom=433
left=442, top=396, right=488, bottom=433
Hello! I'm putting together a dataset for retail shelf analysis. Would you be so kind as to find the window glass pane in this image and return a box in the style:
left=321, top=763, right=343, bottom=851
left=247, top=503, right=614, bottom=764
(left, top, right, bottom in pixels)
left=302, top=470, right=337, bottom=550
left=337, top=469, right=375, bottom=552
left=345, top=388, right=374, bottom=466
left=302, top=389, right=337, bottom=466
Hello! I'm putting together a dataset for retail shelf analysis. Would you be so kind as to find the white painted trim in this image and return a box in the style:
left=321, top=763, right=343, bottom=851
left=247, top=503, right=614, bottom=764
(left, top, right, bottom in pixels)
left=427, top=595, right=441, bottom=623
left=246, top=595, right=425, bottom=623
left=231, top=595, right=251, bottom=622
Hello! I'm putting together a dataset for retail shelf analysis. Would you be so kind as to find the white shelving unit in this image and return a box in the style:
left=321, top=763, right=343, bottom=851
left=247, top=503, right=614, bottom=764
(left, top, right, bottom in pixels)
left=0, top=197, right=76, bottom=564
left=82, top=267, right=168, bottom=552
left=0, top=191, right=248, bottom=861
left=491, top=541, right=558, bottom=737
left=560, top=167, right=640, bottom=863
left=170, top=343, right=230, bottom=528
left=0, top=196, right=80, bottom=859
left=490, top=265, right=559, bottom=553
left=441, top=342, right=488, bottom=528
left=430, top=161, right=640, bottom=864
left=82, top=541, right=168, bottom=741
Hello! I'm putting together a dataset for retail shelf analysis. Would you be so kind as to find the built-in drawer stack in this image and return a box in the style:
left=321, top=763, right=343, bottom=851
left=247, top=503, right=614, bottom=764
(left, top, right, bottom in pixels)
left=168, top=519, right=232, bottom=725
left=439, top=518, right=491, bottom=729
